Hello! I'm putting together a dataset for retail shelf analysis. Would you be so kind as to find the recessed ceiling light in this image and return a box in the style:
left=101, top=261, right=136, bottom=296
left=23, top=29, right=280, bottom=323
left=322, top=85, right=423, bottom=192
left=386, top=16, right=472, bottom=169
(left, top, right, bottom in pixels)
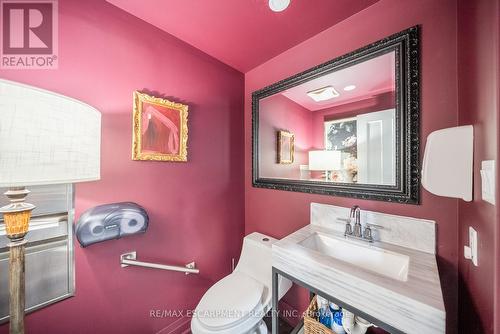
left=343, top=85, right=356, bottom=91
left=307, top=86, right=340, bottom=102
left=269, top=0, right=290, bottom=12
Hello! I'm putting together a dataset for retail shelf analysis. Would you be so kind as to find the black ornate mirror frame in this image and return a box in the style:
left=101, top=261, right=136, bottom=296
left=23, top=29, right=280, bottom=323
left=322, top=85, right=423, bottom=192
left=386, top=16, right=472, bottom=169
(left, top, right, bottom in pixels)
left=252, top=26, right=420, bottom=204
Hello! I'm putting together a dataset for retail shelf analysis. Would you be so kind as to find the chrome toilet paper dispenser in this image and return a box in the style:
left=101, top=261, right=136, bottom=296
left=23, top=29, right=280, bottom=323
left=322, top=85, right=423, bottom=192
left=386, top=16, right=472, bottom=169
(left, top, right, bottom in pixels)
left=75, top=202, right=149, bottom=247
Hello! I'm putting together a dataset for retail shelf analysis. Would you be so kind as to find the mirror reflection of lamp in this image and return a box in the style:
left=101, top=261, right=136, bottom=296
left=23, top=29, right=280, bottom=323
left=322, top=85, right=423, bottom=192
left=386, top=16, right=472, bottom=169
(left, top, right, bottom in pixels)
left=308, top=150, right=342, bottom=181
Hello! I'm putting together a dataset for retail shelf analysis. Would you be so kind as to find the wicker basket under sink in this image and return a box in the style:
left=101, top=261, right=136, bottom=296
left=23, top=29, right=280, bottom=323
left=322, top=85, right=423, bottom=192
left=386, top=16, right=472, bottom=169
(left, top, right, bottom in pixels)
left=303, top=296, right=337, bottom=334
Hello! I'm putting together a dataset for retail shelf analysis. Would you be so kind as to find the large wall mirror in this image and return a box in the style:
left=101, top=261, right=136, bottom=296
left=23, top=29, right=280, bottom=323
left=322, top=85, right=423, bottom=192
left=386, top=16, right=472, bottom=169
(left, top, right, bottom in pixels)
left=252, top=26, right=420, bottom=204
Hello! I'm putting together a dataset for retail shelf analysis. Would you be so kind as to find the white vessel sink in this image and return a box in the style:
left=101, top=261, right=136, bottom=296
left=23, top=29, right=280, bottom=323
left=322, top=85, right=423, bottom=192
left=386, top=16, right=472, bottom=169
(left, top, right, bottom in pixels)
left=299, top=232, right=410, bottom=281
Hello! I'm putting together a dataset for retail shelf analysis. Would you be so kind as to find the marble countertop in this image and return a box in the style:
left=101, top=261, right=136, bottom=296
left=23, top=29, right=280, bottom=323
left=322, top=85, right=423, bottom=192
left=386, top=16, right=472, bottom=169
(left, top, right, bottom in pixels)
left=272, top=223, right=445, bottom=334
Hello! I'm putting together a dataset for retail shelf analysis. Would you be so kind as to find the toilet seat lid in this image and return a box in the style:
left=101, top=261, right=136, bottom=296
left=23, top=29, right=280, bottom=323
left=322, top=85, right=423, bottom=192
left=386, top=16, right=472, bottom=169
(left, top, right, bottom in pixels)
left=196, top=272, right=265, bottom=330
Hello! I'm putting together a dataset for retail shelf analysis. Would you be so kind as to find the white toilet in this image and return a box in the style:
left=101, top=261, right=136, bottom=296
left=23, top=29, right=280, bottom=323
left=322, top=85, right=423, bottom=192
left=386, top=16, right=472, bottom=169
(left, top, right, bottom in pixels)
left=191, top=232, right=292, bottom=334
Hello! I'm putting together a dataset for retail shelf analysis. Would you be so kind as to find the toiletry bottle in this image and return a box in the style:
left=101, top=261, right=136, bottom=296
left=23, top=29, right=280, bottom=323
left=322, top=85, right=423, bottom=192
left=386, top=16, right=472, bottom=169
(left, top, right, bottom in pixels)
left=332, top=310, right=346, bottom=334
left=328, top=303, right=345, bottom=334
left=317, top=295, right=328, bottom=307
left=317, top=298, right=333, bottom=328
left=316, top=295, right=328, bottom=321
left=342, top=309, right=355, bottom=334
left=329, top=302, right=339, bottom=310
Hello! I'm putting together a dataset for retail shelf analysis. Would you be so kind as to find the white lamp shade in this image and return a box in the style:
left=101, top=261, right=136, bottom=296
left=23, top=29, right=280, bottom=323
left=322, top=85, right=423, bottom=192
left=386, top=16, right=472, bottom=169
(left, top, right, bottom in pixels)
left=0, top=79, right=101, bottom=187
left=308, top=150, right=342, bottom=171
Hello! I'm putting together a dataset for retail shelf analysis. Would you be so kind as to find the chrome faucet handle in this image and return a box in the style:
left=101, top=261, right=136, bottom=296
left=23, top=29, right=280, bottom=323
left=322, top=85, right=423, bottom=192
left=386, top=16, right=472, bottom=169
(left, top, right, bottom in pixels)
left=336, top=218, right=353, bottom=236
left=345, top=221, right=353, bottom=236
left=363, top=223, right=386, bottom=242
left=365, top=223, right=385, bottom=230
left=363, top=225, right=373, bottom=242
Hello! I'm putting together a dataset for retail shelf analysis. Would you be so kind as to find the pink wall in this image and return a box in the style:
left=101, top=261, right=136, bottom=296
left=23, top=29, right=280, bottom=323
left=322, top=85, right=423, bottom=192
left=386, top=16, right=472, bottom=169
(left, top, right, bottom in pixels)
left=259, top=94, right=313, bottom=179
left=0, top=0, right=244, bottom=333
left=0, top=1, right=496, bottom=333
left=245, top=0, right=459, bottom=332
left=457, top=0, right=500, bottom=333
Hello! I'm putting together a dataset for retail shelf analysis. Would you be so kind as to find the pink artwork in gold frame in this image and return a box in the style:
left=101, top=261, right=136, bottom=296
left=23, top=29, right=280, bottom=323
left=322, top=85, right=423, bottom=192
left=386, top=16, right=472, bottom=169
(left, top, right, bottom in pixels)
left=132, top=91, right=188, bottom=162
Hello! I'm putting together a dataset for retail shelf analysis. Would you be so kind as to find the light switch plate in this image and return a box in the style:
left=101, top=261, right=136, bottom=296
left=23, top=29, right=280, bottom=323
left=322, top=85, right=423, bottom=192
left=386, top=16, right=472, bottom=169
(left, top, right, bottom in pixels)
left=481, top=160, right=496, bottom=205
left=464, top=226, right=478, bottom=266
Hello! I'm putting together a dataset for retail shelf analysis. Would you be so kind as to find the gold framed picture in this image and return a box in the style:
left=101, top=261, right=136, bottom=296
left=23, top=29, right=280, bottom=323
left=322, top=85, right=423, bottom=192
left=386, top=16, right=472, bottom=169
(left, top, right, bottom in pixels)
left=277, top=130, right=294, bottom=164
left=132, top=91, right=188, bottom=162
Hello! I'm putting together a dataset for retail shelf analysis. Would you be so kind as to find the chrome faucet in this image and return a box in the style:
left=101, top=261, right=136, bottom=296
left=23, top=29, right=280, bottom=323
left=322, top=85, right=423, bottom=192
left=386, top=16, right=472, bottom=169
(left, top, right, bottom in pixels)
left=340, top=205, right=381, bottom=243
left=350, top=205, right=362, bottom=237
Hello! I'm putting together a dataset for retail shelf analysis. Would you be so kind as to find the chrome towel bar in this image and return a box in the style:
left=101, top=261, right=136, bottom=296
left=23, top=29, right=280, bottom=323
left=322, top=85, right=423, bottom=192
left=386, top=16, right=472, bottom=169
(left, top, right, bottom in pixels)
left=120, top=251, right=199, bottom=275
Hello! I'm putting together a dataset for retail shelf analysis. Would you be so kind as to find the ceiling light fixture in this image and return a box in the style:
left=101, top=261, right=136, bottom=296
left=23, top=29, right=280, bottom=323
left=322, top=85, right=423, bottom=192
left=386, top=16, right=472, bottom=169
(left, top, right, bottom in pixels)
left=269, top=0, right=290, bottom=12
left=307, top=86, right=340, bottom=102
left=343, top=85, right=356, bottom=91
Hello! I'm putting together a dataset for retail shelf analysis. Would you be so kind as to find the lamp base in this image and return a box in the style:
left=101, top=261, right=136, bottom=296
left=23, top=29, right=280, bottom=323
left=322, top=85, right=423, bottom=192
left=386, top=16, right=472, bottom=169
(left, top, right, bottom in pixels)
left=3, top=211, right=32, bottom=242
left=1, top=187, right=35, bottom=241
left=8, top=240, right=26, bottom=334
left=0, top=187, right=36, bottom=334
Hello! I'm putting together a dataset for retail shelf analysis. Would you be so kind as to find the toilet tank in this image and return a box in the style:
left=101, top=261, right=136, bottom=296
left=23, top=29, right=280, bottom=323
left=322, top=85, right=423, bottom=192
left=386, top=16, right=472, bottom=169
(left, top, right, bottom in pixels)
left=235, top=232, right=291, bottom=299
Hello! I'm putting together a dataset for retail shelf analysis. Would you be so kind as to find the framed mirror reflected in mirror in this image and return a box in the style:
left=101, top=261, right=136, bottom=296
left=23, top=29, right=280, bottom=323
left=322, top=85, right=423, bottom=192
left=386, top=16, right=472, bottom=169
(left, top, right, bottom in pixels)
left=252, top=26, right=420, bottom=204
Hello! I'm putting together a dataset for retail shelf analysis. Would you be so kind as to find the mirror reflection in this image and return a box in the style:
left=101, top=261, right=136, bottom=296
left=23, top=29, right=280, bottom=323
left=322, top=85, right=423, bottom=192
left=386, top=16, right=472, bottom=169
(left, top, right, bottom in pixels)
left=258, top=51, right=396, bottom=185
